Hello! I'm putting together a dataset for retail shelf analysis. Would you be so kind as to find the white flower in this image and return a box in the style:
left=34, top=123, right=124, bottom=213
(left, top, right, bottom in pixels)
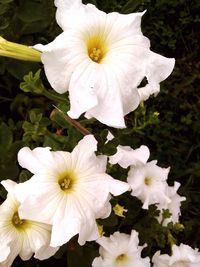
left=109, top=145, right=150, bottom=168
left=92, top=230, right=150, bottom=267
left=152, top=243, right=200, bottom=267
left=156, top=182, right=186, bottom=225
left=14, top=135, right=129, bottom=247
left=0, top=180, right=58, bottom=267
left=128, top=160, right=170, bottom=209
left=34, top=0, right=175, bottom=128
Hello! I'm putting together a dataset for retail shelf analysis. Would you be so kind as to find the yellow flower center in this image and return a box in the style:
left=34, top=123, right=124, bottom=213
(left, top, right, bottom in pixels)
left=144, top=177, right=153, bottom=186
left=115, top=253, right=128, bottom=263
left=86, top=35, right=107, bottom=63
left=12, top=211, right=27, bottom=229
left=58, top=170, right=76, bottom=193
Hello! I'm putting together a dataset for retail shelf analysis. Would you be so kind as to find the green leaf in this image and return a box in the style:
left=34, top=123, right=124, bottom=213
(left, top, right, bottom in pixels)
left=20, top=69, right=45, bottom=94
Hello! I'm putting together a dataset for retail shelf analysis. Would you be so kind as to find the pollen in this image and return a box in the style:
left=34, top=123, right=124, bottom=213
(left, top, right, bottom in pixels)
left=144, top=176, right=153, bottom=186
left=86, top=34, right=107, bottom=63
left=58, top=170, right=76, bottom=193
left=12, top=211, right=27, bottom=229
left=115, top=253, right=128, bottom=263
left=89, top=48, right=102, bottom=62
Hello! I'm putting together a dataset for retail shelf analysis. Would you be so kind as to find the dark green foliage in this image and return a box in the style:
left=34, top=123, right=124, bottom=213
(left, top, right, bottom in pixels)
left=0, top=0, right=199, bottom=266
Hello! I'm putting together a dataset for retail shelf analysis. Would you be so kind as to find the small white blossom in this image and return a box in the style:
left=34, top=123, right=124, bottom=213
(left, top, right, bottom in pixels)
left=128, top=160, right=170, bottom=209
left=0, top=180, right=58, bottom=267
left=15, top=135, right=129, bottom=247
left=92, top=230, right=150, bottom=267
left=34, top=0, right=175, bottom=128
left=109, top=143, right=170, bottom=209
left=156, top=182, right=186, bottom=225
left=152, top=243, right=200, bottom=267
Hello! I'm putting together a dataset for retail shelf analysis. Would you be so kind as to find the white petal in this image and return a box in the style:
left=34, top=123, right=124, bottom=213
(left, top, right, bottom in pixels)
left=18, top=184, right=62, bottom=224
left=109, top=145, right=150, bottom=168
left=2, top=240, right=22, bottom=267
left=92, top=257, right=104, bottom=267
left=85, top=64, right=126, bottom=128
left=26, top=222, right=59, bottom=260
left=67, top=60, right=99, bottom=118
left=18, top=147, right=51, bottom=174
left=71, top=135, right=97, bottom=169
left=55, top=1, right=105, bottom=31
left=19, top=237, right=33, bottom=261
left=34, top=245, right=59, bottom=260
left=1, top=179, right=17, bottom=194
left=50, top=195, right=83, bottom=246
left=138, top=52, right=175, bottom=101
left=0, top=244, right=10, bottom=262
left=34, top=31, right=87, bottom=94
left=18, top=146, right=72, bottom=175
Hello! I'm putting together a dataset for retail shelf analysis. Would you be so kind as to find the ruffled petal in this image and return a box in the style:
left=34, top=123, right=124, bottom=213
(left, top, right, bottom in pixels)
left=55, top=1, right=105, bottom=31
left=18, top=146, right=72, bottom=175
left=109, top=145, right=150, bottom=168
left=138, top=52, right=175, bottom=101
left=34, top=31, right=87, bottom=94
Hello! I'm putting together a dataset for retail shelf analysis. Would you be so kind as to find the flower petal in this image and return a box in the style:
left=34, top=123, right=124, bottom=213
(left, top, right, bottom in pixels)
left=0, top=244, right=10, bottom=262
left=67, top=60, right=99, bottom=118
left=109, top=145, right=150, bottom=168
left=138, top=52, right=175, bottom=101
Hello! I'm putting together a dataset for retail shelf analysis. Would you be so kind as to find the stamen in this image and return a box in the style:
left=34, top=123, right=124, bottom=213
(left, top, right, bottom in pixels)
left=89, top=47, right=102, bottom=62
left=12, top=212, right=25, bottom=228
left=144, top=177, right=153, bottom=186
left=116, top=253, right=128, bottom=263
left=59, top=177, right=71, bottom=190
left=58, top=171, right=76, bottom=193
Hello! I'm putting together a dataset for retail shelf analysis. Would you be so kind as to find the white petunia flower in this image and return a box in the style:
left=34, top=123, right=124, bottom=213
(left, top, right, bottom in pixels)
left=33, top=0, right=175, bottom=128
left=127, top=160, right=170, bottom=209
left=15, top=135, right=130, bottom=247
left=109, top=145, right=150, bottom=168
left=152, top=243, right=200, bottom=267
left=92, top=230, right=150, bottom=267
left=156, top=182, right=186, bottom=225
left=0, top=180, right=58, bottom=267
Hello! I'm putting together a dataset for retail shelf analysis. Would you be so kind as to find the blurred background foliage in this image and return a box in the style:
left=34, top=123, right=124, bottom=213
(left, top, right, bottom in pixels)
left=0, top=0, right=199, bottom=266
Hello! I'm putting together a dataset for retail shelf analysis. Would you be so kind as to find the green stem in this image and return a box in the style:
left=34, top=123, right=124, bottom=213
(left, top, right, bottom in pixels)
left=42, top=89, right=67, bottom=103
left=53, top=105, right=91, bottom=136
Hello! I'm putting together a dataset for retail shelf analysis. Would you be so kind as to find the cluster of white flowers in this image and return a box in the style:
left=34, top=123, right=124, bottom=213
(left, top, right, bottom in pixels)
left=92, top=232, right=200, bottom=267
left=0, top=0, right=198, bottom=266
left=0, top=133, right=192, bottom=266
left=0, top=135, right=129, bottom=266
left=109, top=137, right=186, bottom=222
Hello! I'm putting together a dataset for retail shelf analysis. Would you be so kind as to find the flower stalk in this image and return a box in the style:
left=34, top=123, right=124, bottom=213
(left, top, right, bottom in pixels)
left=0, top=36, right=41, bottom=62
left=53, top=105, right=91, bottom=136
